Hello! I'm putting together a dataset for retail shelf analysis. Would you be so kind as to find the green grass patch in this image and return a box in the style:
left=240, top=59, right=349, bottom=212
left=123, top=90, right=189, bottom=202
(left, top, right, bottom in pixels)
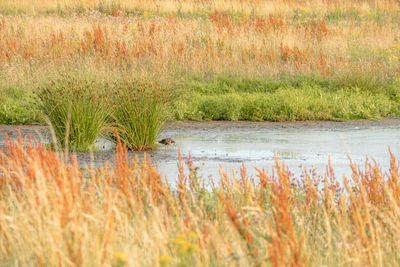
left=0, top=86, right=41, bottom=124
left=2, top=71, right=400, bottom=131
left=111, top=78, right=175, bottom=151
left=186, top=71, right=400, bottom=96
left=172, top=85, right=399, bottom=121
left=37, top=77, right=112, bottom=152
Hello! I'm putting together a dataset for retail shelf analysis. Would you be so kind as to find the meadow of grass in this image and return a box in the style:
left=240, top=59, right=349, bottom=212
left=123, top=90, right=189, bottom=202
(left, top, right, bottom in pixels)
left=2, top=133, right=400, bottom=266
left=1, top=1, right=400, bottom=264
left=0, top=0, right=400, bottom=126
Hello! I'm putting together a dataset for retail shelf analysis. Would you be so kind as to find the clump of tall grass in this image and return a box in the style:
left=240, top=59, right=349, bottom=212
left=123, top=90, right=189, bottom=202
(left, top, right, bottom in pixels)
left=37, top=77, right=112, bottom=152
left=112, top=78, right=174, bottom=150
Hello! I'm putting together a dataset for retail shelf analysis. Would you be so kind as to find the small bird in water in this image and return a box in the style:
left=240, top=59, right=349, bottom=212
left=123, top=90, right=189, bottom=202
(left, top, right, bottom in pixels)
left=158, top=138, right=176, bottom=145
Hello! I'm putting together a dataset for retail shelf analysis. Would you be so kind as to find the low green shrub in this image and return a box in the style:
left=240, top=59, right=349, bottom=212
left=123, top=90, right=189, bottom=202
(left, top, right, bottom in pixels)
left=173, top=85, right=399, bottom=121
left=0, top=86, right=41, bottom=124
left=197, top=94, right=242, bottom=120
left=37, top=77, right=112, bottom=152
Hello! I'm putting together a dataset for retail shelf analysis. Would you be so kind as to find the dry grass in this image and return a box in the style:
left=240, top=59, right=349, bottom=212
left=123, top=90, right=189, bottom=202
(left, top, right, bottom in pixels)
left=1, top=0, right=399, bottom=17
left=1, top=134, right=400, bottom=266
left=0, top=0, right=399, bottom=83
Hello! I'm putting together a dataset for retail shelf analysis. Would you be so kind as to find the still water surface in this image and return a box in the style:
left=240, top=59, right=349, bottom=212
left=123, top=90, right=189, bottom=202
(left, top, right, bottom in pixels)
left=2, top=125, right=399, bottom=184
left=153, top=125, right=400, bottom=184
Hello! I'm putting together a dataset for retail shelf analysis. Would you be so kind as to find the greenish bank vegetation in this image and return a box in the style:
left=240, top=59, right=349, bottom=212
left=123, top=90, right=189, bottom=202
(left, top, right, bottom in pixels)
left=172, top=74, right=400, bottom=121
left=34, top=75, right=175, bottom=152
left=1, top=73, right=400, bottom=126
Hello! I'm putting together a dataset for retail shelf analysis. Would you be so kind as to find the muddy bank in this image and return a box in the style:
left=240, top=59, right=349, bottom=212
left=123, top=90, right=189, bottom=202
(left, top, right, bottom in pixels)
left=163, top=118, right=400, bottom=131
left=0, top=125, right=49, bottom=139
left=2, top=118, right=400, bottom=137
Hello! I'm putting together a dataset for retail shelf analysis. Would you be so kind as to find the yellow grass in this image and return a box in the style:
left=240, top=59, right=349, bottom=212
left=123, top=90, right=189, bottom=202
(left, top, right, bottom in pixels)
left=1, top=134, right=400, bottom=266
left=1, top=0, right=399, bottom=16
left=0, top=0, right=399, bottom=83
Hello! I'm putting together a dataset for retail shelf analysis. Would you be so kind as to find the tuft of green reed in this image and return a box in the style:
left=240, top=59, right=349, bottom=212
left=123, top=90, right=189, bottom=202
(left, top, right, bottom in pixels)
left=37, top=77, right=112, bottom=152
left=112, top=78, right=173, bottom=151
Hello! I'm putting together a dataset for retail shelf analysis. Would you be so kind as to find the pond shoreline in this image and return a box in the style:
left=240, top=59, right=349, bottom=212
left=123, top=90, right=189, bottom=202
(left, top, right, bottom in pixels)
left=163, top=118, right=400, bottom=131
left=2, top=118, right=400, bottom=137
left=1, top=119, right=400, bottom=182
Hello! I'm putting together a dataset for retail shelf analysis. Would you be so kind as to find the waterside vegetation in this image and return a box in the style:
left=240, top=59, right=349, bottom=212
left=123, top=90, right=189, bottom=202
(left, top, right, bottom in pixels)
left=1, top=0, right=400, bottom=149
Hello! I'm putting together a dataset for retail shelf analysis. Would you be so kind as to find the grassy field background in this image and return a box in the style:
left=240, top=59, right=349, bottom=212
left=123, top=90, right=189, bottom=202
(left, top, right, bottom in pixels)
left=2, top=1, right=400, bottom=265
left=0, top=0, right=400, bottom=124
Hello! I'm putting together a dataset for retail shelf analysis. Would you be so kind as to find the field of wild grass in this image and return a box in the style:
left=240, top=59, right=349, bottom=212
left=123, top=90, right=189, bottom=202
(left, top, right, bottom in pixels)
left=2, top=132, right=400, bottom=266
left=2, top=1, right=400, bottom=265
left=0, top=0, right=400, bottom=124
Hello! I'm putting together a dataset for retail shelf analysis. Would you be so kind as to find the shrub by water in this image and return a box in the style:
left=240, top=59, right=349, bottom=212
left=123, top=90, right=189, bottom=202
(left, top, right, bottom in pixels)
left=37, top=77, right=112, bottom=152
